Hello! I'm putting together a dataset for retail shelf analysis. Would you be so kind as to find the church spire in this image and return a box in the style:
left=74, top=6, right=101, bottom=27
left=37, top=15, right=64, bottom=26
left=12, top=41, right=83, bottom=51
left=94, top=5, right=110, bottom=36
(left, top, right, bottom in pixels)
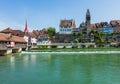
left=86, top=9, right=91, bottom=34
left=86, top=9, right=90, bottom=15
left=24, top=20, right=29, bottom=33
left=86, top=9, right=90, bottom=20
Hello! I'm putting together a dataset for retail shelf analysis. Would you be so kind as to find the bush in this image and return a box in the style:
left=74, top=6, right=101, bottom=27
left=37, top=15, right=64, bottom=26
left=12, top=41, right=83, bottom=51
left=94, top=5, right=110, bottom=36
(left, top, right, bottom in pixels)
left=51, top=45, right=57, bottom=48
left=72, top=45, right=78, bottom=48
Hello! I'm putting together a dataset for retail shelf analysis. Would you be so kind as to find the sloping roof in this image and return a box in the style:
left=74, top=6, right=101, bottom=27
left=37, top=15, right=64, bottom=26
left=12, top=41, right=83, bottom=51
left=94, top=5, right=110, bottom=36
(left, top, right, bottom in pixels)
left=28, top=32, right=36, bottom=38
left=90, top=22, right=108, bottom=28
left=1, top=28, right=25, bottom=37
left=1, top=28, right=13, bottom=33
left=95, top=23, right=102, bottom=28
left=90, top=24, right=96, bottom=28
left=11, top=35, right=27, bottom=43
left=110, top=20, right=120, bottom=27
left=0, top=33, right=10, bottom=42
left=0, top=33, right=27, bottom=43
left=100, top=22, right=108, bottom=27
left=59, top=19, right=76, bottom=28
left=33, top=30, right=40, bottom=37
left=12, top=30, right=24, bottom=37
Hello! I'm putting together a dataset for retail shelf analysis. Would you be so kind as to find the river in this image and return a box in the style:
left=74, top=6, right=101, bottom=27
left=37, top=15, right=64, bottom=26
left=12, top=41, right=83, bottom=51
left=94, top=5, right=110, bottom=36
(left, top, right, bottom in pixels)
left=0, top=51, right=120, bottom=84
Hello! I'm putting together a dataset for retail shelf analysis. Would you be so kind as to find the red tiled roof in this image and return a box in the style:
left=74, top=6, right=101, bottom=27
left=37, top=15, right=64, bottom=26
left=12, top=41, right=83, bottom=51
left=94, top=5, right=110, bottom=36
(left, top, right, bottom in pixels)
left=90, top=24, right=96, bottom=28
left=1, top=28, right=25, bottom=37
left=28, top=32, right=36, bottom=38
left=1, top=28, right=13, bottom=33
left=0, top=33, right=10, bottom=42
left=11, top=35, right=27, bottom=43
left=33, top=30, right=40, bottom=37
left=110, top=20, right=120, bottom=27
left=91, top=22, right=108, bottom=28
left=100, top=22, right=108, bottom=27
left=0, top=33, right=26, bottom=43
left=12, top=30, right=24, bottom=37
left=59, top=19, right=76, bottom=28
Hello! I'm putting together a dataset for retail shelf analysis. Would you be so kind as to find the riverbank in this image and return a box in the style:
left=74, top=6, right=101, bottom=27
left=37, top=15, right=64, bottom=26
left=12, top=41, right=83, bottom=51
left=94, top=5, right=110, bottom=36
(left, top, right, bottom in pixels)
left=31, top=47, right=120, bottom=52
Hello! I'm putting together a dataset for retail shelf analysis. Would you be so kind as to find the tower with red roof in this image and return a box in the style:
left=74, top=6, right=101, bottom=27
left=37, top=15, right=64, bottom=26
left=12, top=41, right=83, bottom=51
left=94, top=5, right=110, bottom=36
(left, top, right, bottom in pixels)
left=24, top=20, right=29, bottom=35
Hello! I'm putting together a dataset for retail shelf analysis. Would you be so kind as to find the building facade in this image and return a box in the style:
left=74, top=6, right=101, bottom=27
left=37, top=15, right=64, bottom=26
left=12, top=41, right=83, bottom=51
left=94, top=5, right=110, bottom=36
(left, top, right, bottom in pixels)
left=59, top=19, right=76, bottom=34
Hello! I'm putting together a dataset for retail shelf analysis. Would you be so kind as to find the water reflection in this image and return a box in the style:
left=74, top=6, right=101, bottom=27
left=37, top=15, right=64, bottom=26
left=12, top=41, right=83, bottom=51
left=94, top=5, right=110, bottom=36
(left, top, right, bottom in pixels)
left=0, top=53, right=120, bottom=84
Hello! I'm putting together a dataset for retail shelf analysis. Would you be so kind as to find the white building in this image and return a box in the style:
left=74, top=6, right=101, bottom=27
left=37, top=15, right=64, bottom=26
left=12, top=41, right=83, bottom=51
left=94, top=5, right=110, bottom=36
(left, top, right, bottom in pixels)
left=37, top=34, right=51, bottom=45
left=59, top=19, right=76, bottom=34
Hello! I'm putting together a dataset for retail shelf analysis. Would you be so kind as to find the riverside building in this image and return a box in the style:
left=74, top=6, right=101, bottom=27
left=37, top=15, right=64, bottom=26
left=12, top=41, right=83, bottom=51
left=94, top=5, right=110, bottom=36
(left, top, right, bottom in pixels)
left=59, top=19, right=76, bottom=34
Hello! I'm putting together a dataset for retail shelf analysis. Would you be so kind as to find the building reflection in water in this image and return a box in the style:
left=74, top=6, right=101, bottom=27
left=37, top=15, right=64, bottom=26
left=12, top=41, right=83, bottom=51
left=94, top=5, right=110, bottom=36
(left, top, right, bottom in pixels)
left=10, top=56, right=15, bottom=70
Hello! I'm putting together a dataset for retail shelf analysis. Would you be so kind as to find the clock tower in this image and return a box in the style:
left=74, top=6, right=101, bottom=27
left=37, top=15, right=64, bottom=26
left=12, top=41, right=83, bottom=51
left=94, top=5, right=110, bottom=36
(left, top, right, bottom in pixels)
left=86, top=9, right=91, bottom=34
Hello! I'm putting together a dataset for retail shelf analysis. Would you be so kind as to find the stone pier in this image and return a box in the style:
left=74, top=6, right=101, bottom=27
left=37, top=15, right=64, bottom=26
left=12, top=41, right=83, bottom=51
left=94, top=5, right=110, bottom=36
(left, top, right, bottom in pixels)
left=0, top=48, right=12, bottom=56
left=12, top=48, right=22, bottom=53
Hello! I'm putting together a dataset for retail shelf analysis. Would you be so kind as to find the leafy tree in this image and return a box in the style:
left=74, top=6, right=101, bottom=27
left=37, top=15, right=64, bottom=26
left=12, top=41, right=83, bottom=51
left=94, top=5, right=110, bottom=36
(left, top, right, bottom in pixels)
left=77, top=32, right=82, bottom=36
left=47, top=27, right=56, bottom=37
left=73, top=32, right=77, bottom=36
left=94, top=31, right=104, bottom=43
left=75, top=39, right=79, bottom=43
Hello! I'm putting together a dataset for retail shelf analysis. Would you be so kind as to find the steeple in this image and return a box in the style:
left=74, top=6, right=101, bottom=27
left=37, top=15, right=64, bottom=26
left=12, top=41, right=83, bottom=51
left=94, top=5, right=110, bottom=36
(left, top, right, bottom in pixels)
left=86, top=9, right=91, bottom=34
left=24, top=20, right=29, bottom=33
left=24, top=20, right=29, bottom=35
left=86, top=9, right=90, bottom=21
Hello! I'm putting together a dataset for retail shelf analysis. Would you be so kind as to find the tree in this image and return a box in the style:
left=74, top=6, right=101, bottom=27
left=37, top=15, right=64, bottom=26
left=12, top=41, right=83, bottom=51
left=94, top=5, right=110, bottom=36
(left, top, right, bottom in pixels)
left=75, top=39, right=79, bottom=43
left=73, top=32, right=77, bottom=36
left=77, top=32, right=82, bottom=36
left=47, top=27, right=56, bottom=37
left=94, top=31, right=104, bottom=43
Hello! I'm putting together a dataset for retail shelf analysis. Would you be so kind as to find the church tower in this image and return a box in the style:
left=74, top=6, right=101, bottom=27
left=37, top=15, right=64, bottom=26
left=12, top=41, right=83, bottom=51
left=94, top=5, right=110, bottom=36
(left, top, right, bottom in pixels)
left=24, top=20, right=29, bottom=35
left=86, top=9, right=91, bottom=34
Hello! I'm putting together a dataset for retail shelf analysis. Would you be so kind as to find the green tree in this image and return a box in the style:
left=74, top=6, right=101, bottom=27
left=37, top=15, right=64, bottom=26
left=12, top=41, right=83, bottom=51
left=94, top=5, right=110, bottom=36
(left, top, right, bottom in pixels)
left=73, top=32, right=77, bottom=36
left=94, top=31, right=104, bottom=43
left=47, top=27, right=56, bottom=37
left=77, top=32, right=82, bottom=36
left=75, top=39, right=79, bottom=43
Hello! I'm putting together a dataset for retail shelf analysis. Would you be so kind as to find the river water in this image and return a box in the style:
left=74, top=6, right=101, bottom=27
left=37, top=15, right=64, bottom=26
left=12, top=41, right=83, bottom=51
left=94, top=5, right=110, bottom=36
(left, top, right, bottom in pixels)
left=0, top=51, right=120, bottom=84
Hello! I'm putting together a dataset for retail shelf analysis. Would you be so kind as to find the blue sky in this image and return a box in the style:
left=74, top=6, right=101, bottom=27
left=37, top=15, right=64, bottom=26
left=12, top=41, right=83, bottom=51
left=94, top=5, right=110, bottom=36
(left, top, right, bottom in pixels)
left=0, top=0, right=120, bottom=31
